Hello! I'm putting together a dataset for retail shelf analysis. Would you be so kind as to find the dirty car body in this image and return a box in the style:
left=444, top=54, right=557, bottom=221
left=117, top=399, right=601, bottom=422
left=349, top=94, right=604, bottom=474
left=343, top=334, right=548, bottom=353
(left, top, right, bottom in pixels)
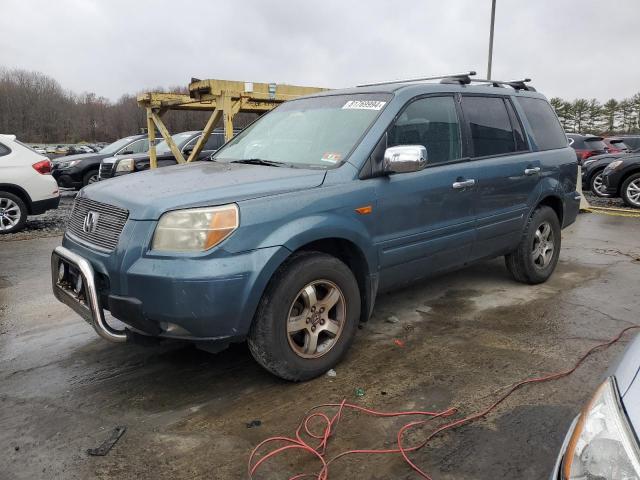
left=51, top=81, right=580, bottom=380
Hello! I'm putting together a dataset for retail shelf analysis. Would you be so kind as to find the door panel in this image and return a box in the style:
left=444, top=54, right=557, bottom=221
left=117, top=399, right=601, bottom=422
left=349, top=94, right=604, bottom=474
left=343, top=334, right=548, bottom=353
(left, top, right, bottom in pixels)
left=372, top=95, right=477, bottom=291
left=375, top=163, right=477, bottom=290
left=460, top=95, right=538, bottom=261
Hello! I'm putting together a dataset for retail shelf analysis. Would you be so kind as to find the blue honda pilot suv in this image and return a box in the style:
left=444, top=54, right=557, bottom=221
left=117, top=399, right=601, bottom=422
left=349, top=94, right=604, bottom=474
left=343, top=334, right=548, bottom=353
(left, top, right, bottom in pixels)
left=51, top=76, right=579, bottom=380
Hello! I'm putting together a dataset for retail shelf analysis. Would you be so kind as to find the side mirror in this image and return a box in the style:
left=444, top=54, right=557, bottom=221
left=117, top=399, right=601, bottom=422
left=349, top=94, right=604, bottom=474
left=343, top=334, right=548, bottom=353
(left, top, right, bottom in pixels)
left=120, top=150, right=134, bottom=155
left=383, top=145, right=428, bottom=174
left=183, top=146, right=194, bottom=155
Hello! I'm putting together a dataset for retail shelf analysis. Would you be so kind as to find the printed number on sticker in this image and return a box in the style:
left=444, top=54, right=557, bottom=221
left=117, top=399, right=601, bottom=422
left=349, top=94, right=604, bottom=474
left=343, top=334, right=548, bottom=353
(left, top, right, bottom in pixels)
left=342, top=100, right=386, bottom=110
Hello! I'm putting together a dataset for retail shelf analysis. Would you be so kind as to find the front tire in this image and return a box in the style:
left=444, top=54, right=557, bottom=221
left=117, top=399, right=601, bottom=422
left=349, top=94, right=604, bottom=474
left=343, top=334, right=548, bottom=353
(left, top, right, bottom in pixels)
left=505, top=206, right=561, bottom=285
left=248, top=251, right=361, bottom=381
left=621, top=173, right=640, bottom=208
left=0, top=192, right=27, bottom=234
left=82, top=169, right=99, bottom=187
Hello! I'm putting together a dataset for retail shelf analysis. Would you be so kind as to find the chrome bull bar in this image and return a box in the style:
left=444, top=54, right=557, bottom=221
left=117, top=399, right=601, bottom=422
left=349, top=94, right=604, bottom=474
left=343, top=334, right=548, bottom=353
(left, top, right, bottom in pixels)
left=51, top=246, right=127, bottom=343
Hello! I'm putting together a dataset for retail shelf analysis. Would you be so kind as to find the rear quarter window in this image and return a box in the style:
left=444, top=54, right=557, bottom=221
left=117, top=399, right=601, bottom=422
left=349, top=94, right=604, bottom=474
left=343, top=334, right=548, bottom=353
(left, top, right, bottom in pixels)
left=516, top=97, right=568, bottom=151
left=0, top=142, right=10, bottom=157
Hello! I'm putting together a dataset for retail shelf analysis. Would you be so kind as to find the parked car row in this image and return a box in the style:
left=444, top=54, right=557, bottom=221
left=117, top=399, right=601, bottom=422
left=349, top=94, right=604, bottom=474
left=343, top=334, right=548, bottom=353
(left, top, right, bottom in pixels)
left=568, top=133, right=640, bottom=208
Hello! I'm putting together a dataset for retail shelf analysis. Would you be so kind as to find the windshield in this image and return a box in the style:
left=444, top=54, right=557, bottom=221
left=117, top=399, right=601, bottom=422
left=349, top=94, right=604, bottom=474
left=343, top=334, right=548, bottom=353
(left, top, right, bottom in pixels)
left=100, top=136, right=140, bottom=155
left=213, top=93, right=392, bottom=168
left=156, top=132, right=197, bottom=155
left=610, top=140, right=628, bottom=150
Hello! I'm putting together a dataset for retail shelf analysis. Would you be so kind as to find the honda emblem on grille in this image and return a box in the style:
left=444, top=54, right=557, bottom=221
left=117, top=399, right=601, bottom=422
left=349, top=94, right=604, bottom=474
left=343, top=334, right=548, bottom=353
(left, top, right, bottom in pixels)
left=82, top=211, right=99, bottom=233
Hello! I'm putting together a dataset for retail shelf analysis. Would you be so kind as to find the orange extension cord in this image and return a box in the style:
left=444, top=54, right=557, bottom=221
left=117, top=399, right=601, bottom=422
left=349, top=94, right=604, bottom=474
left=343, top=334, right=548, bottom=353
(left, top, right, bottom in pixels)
left=248, top=325, right=640, bottom=480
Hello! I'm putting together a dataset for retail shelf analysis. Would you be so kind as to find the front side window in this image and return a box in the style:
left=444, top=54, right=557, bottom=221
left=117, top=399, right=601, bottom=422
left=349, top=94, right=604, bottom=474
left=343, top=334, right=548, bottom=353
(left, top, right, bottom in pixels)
left=204, top=133, right=224, bottom=150
left=214, top=93, right=392, bottom=169
left=462, top=96, right=520, bottom=157
left=516, top=97, right=568, bottom=151
left=388, top=96, right=461, bottom=164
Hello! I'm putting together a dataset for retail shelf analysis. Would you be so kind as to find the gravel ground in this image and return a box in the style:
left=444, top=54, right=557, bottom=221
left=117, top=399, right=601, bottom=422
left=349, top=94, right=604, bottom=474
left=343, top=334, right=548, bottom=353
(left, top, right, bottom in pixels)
left=582, top=191, right=628, bottom=208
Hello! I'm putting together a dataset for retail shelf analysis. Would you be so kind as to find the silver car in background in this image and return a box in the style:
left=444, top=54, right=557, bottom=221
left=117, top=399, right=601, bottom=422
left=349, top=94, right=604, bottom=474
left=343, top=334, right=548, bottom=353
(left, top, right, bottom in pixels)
left=551, top=334, right=640, bottom=479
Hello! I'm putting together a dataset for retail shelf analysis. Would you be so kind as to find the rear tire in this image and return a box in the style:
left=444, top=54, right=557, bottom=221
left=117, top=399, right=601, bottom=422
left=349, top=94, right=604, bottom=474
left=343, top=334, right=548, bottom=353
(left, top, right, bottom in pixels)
left=621, top=173, right=640, bottom=208
left=82, top=169, right=99, bottom=187
left=0, top=191, right=27, bottom=234
left=505, top=206, right=561, bottom=285
left=248, top=251, right=360, bottom=381
left=589, top=170, right=609, bottom=197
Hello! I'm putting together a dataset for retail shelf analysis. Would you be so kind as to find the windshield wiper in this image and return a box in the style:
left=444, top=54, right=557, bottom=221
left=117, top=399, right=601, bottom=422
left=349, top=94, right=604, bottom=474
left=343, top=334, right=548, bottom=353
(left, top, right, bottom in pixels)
left=230, top=158, right=285, bottom=167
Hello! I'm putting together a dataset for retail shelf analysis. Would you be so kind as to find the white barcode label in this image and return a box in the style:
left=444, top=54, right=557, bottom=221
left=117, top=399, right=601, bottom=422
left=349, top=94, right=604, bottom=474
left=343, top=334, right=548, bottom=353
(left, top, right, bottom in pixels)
left=342, top=100, right=387, bottom=110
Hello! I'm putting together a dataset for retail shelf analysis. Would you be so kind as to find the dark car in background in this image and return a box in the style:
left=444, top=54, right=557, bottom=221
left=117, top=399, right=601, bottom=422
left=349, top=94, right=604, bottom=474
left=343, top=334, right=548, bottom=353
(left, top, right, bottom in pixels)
left=620, top=135, right=640, bottom=152
left=582, top=152, right=629, bottom=197
left=98, top=129, right=236, bottom=180
left=603, top=137, right=630, bottom=154
left=550, top=333, right=640, bottom=479
left=602, top=154, right=640, bottom=208
left=51, top=134, right=152, bottom=189
left=567, top=134, right=608, bottom=164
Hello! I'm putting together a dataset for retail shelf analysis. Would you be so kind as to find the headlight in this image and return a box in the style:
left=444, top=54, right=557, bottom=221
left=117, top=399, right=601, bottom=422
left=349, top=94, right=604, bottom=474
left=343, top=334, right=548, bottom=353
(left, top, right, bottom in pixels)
left=563, top=378, right=640, bottom=479
left=57, top=159, right=80, bottom=169
left=151, top=204, right=239, bottom=252
left=115, top=158, right=134, bottom=172
left=607, top=160, right=624, bottom=171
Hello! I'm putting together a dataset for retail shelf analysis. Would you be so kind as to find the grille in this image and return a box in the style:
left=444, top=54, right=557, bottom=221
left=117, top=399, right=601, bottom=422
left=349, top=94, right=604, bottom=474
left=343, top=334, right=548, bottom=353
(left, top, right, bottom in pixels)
left=99, top=161, right=115, bottom=179
left=67, top=197, right=129, bottom=251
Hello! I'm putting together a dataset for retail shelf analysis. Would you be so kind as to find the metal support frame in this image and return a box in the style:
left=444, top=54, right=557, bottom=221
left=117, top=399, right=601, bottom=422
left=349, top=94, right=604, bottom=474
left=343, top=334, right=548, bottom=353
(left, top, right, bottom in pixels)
left=137, top=79, right=326, bottom=168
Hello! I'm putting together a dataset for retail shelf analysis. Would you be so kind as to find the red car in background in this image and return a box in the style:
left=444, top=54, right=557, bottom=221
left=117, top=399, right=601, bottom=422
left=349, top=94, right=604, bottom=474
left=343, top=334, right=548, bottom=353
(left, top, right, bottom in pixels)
left=603, top=137, right=630, bottom=153
left=567, top=133, right=609, bottom=164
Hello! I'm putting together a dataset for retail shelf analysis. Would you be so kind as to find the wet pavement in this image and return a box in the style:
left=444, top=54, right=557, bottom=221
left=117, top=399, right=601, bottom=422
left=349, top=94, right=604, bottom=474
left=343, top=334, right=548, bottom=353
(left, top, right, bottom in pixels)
left=1, top=212, right=639, bottom=479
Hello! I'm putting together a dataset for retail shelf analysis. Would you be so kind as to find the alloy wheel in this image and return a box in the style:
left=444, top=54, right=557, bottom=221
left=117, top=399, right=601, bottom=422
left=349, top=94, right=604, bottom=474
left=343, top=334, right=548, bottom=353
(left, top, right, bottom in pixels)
left=626, top=179, right=640, bottom=207
left=0, top=197, right=22, bottom=231
left=286, top=279, right=346, bottom=359
left=532, top=221, right=554, bottom=269
left=592, top=173, right=608, bottom=197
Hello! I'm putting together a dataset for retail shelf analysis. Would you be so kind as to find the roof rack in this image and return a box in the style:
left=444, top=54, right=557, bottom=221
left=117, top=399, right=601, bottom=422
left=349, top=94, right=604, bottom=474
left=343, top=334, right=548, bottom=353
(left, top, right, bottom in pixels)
left=357, top=71, right=476, bottom=88
left=358, top=71, right=535, bottom=91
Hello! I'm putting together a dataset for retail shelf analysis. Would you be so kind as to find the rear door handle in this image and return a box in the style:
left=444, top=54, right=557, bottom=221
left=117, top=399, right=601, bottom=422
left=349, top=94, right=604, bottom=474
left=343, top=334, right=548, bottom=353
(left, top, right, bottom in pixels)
left=524, top=167, right=541, bottom=176
left=452, top=179, right=476, bottom=189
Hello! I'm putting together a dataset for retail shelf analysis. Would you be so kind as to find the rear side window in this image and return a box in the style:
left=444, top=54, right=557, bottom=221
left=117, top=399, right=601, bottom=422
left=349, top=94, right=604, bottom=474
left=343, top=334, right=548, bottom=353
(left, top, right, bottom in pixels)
left=388, top=96, right=461, bottom=164
left=0, top=142, right=9, bottom=157
left=461, top=96, right=521, bottom=157
left=516, top=97, right=568, bottom=151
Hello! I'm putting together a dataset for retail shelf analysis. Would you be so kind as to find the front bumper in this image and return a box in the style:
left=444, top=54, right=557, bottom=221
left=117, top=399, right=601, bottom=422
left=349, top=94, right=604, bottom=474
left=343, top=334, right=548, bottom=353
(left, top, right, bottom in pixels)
left=52, top=235, right=290, bottom=342
left=602, top=170, right=623, bottom=196
left=51, top=246, right=127, bottom=342
left=52, top=169, right=82, bottom=189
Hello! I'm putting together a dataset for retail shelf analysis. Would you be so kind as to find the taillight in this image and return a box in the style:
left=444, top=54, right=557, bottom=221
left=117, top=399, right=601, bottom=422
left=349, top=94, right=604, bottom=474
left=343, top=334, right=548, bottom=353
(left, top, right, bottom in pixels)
left=32, top=159, right=52, bottom=174
left=581, top=151, right=596, bottom=161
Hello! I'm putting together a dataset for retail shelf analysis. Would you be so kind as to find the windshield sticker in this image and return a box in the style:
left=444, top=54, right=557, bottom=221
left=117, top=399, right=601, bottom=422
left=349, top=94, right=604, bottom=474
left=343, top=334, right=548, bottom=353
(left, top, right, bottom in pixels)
left=321, top=152, right=342, bottom=163
left=342, top=100, right=386, bottom=110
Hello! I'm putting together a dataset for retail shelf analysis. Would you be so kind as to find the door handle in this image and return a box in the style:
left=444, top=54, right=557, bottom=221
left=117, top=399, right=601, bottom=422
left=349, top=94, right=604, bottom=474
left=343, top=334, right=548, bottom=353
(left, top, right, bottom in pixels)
left=452, top=179, right=476, bottom=189
left=524, top=167, right=541, bottom=176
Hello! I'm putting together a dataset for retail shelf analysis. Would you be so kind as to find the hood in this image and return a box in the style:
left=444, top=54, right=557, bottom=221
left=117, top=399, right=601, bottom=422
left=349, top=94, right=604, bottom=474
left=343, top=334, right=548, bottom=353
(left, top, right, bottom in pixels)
left=53, top=152, right=106, bottom=163
left=82, top=161, right=326, bottom=220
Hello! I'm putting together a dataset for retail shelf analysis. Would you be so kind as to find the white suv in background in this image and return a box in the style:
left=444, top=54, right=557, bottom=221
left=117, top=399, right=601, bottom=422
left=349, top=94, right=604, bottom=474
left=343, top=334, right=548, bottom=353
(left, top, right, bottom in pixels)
left=0, top=134, right=60, bottom=234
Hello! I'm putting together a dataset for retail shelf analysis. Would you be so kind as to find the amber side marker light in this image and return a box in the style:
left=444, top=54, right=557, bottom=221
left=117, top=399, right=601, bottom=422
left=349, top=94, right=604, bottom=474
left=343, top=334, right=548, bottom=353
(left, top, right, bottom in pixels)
left=355, top=205, right=373, bottom=215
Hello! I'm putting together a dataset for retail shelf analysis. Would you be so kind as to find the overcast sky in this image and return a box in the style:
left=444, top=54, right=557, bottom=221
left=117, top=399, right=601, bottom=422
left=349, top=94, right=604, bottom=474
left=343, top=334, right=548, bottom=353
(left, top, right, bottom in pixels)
left=1, top=0, right=638, bottom=102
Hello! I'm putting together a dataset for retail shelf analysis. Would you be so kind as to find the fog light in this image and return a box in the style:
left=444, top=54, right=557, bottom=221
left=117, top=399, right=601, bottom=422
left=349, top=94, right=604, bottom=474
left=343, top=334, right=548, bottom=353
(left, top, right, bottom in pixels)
left=74, top=274, right=83, bottom=294
left=58, top=262, right=66, bottom=282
